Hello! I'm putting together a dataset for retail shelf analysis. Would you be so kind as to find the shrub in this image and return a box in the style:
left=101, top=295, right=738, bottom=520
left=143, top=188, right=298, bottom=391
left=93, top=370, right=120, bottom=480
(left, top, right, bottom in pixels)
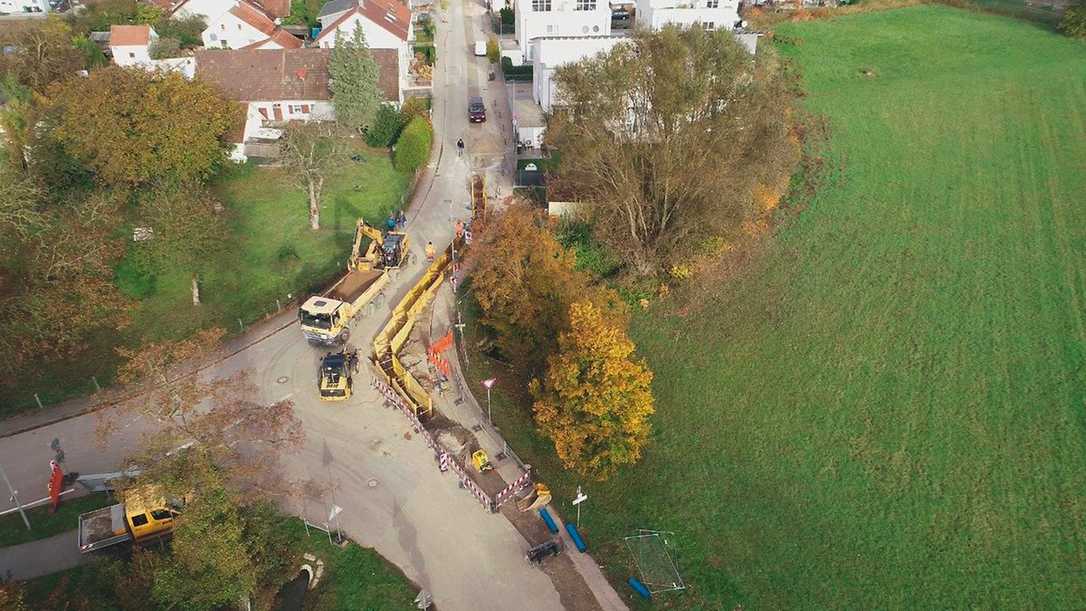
left=365, top=104, right=405, bottom=147
left=153, top=14, right=206, bottom=47
left=413, top=44, right=436, bottom=66
left=486, top=36, right=500, bottom=64
left=148, top=37, right=181, bottom=59
left=1061, top=3, right=1086, bottom=38
left=393, top=116, right=432, bottom=174
left=501, top=56, right=533, bottom=81
left=400, top=96, right=431, bottom=123
left=500, top=6, right=514, bottom=26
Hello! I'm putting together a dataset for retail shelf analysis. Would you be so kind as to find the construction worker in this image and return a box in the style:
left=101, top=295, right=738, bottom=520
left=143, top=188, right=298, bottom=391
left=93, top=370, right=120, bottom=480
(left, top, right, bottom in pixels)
left=456, top=137, right=464, bottom=157
left=454, top=219, right=464, bottom=240
left=386, top=213, right=396, bottom=232
left=425, top=241, right=436, bottom=262
left=397, top=209, right=407, bottom=229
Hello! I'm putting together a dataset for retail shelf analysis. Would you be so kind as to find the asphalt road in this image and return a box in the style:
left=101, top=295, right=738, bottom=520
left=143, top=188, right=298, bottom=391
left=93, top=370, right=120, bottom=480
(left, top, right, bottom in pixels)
left=0, top=0, right=559, bottom=608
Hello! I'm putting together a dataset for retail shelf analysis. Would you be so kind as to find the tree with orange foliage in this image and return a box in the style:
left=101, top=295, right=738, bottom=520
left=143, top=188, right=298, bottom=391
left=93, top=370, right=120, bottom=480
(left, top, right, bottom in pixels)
left=468, top=203, right=624, bottom=376
left=530, top=300, right=654, bottom=480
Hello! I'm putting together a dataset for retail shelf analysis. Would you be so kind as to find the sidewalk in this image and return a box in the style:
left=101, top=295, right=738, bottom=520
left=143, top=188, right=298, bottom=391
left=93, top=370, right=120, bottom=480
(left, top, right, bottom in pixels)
left=427, top=287, right=629, bottom=611
left=0, top=307, right=299, bottom=439
left=0, top=529, right=89, bottom=581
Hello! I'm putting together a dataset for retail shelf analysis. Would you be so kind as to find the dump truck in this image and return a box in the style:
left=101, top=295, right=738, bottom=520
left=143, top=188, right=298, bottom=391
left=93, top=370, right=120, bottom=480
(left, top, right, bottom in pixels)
left=300, top=219, right=408, bottom=345
left=299, top=268, right=388, bottom=345
left=319, top=349, right=358, bottom=401
left=78, top=485, right=177, bottom=553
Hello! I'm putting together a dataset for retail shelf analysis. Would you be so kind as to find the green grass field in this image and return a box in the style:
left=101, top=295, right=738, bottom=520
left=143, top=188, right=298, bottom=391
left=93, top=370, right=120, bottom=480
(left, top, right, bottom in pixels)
left=468, top=6, right=1086, bottom=608
left=0, top=146, right=408, bottom=415
left=0, top=493, right=110, bottom=547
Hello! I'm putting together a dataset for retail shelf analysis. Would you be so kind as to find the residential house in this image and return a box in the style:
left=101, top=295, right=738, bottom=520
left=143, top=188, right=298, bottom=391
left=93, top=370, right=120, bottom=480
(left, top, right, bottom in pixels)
left=0, top=0, right=47, bottom=13
left=152, top=0, right=290, bottom=21
left=201, top=1, right=302, bottom=49
left=194, top=47, right=401, bottom=160
left=514, top=0, right=611, bottom=62
left=313, top=0, right=414, bottom=101
left=530, top=34, right=627, bottom=112
left=634, top=0, right=740, bottom=31
left=108, top=24, right=197, bottom=76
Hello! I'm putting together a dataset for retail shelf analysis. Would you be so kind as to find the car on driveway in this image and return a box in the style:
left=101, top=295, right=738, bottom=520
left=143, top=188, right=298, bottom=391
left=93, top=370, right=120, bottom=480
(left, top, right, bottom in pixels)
left=468, top=96, right=486, bottom=123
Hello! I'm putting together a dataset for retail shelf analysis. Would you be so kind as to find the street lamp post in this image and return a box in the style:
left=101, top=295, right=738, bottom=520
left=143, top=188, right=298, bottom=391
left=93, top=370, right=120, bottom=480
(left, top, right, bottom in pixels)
left=0, top=463, right=30, bottom=531
left=482, top=378, right=497, bottom=423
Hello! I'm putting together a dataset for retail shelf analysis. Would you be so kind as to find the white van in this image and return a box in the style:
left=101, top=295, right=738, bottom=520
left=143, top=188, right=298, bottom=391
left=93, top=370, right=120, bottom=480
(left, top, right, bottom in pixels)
left=474, top=40, right=487, bottom=56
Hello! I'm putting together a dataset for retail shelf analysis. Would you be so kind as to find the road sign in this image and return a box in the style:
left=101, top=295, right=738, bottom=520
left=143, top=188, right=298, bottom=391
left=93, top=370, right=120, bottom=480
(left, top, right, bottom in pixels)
left=572, top=486, right=588, bottom=527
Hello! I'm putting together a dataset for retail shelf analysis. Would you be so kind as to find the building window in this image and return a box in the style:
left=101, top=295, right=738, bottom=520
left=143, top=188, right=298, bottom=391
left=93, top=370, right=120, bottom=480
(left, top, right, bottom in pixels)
left=128, top=52, right=135, bottom=58
left=290, top=104, right=308, bottom=114
left=220, top=23, right=225, bottom=30
left=221, top=40, right=228, bottom=48
left=532, top=0, right=551, bottom=11
left=704, top=21, right=715, bottom=29
left=575, top=0, right=595, bottom=9
left=546, top=24, right=555, bottom=33
left=706, top=0, right=718, bottom=6
left=237, top=23, right=242, bottom=30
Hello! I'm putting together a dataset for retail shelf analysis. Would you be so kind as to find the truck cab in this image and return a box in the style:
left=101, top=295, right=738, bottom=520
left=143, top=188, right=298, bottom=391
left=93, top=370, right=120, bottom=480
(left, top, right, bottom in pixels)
left=299, top=297, right=344, bottom=344
left=78, top=485, right=177, bottom=553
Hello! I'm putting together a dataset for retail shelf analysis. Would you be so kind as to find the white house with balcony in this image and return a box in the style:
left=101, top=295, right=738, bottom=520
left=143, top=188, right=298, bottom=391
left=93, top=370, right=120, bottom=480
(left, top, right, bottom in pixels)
left=514, top=0, right=611, bottom=63
left=531, top=34, right=628, bottom=112
left=634, top=0, right=740, bottom=31
left=108, top=25, right=198, bottom=77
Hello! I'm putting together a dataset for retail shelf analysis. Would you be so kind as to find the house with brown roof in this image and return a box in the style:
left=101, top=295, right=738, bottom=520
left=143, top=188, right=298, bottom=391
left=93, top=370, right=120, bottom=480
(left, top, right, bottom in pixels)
left=313, top=0, right=414, bottom=104
left=195, top=47, right=401, bottom=160
left=201, top=0, right=303, bottom=50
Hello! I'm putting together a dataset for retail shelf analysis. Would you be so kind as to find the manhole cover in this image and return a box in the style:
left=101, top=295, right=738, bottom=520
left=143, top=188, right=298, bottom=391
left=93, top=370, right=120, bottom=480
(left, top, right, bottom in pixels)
left=276, top=376, right=289, bottom=384
left=368, top=479, right=379, bottom=488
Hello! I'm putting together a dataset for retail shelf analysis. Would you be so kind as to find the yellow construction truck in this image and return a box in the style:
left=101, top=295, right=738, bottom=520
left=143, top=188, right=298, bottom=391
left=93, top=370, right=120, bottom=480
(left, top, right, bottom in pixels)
left=78, top=485, right=178, bottom=553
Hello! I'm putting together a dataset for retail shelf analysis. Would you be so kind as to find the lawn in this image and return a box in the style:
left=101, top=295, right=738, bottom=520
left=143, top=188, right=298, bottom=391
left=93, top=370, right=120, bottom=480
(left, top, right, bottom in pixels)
left=0, top=493, right=111, bottom=547
left=466, top=6, right=1086, bottom=608
left=0, top=145, right=408, bottom=414
left=20, top=516, right=419, bottom=610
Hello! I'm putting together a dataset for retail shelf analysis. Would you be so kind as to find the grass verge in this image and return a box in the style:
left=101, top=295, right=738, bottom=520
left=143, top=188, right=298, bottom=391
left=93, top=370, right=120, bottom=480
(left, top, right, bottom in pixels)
left=461, top=6, right=1086, bottom=608
left=0, top=493, right=111, bottom=548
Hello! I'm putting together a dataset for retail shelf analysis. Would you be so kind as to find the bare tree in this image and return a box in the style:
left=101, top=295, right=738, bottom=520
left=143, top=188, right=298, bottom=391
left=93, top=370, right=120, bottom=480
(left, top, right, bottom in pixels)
left=279, top=121, right=344, bottom=230
left=547, top=26, right=800, bottom=276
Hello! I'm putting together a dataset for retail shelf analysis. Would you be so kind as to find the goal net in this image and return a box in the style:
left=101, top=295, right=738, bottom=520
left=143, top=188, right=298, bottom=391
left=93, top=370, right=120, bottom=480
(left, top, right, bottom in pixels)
left=623, top=529, right=686, bottom=594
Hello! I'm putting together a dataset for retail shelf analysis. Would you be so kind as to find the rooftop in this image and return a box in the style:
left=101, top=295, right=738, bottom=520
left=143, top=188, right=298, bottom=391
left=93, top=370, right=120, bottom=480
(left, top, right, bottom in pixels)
left=109, top=24, right=152, bottom=46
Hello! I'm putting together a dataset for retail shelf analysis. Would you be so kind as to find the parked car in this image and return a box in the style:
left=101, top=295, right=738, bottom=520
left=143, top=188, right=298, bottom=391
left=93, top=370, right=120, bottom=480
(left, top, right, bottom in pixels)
left=468, top=96, right=486, bottom=123
left=474, top=40, right=487, bottom=56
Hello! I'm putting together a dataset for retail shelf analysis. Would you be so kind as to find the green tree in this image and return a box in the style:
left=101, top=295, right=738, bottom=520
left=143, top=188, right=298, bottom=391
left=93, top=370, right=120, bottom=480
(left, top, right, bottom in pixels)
left=279, top=121, right=344, bottom=230
left=1061, top=2, right=1086, bottom=38
left=136, top=185, right=230, bottom=305
left=149, top=453, right=257, bottom=611
left=42, top=66, right=237, bottom=187
left=547, top=26, right=799, bottom=276
left=153, top=14, right=207, bottom=47
left=0, top=76, right=34, bottom=173
left=1, top=17, right=86, bottom=94
left=364, top=103, right=406, bottom=147
left=530, top=300, right=654, bottom=480
left=330, top=27, right=382, bottom=133
left=486, top=36, right=500, bottom=64
left=393, top=116, right=432, bottom=174
left=148, top=36, right=181, bottom=59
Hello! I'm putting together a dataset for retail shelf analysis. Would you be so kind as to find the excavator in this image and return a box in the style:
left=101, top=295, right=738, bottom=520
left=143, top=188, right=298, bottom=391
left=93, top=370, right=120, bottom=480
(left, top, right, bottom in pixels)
left=318, top=349, right=358, bottom=401
left=350, top=220, right=410, bottom=271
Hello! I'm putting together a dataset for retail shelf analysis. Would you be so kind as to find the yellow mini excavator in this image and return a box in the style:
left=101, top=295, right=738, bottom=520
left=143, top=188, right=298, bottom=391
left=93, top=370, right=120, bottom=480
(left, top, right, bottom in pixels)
left=350, top=220, right=410, bottom=271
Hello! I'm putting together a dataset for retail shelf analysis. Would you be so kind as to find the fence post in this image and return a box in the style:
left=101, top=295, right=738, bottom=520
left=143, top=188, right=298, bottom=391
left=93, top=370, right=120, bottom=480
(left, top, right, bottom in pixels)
left=33, top=393, right=43, bottom=409
left=276, top=298, right=282, bottom=311
left=237, top=318, right=244, bottom=332
left=91, top=376, right=101, bottom=393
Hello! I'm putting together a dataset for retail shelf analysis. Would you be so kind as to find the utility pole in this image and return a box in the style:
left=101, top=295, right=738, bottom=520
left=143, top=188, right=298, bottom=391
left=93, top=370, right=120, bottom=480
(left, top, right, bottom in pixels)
left=0, top=463, right=31, bottom=531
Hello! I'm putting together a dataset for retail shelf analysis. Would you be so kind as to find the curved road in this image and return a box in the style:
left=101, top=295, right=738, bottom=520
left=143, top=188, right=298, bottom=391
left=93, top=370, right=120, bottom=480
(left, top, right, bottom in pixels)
left=0, top=0, right=560, bottom=609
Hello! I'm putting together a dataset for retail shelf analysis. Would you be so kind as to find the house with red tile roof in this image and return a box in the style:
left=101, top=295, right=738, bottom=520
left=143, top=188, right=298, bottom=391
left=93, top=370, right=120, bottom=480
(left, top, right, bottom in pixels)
left=108, top=24, right=196, bottom=77
left=313, top=0, right=414, bottom=103
left=200, top=0, right=303, bottom=50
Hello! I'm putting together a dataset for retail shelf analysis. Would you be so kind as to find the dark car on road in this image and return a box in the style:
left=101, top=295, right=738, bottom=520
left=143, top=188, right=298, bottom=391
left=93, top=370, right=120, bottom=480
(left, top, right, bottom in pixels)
left=468, top=96, right=486, bottom=123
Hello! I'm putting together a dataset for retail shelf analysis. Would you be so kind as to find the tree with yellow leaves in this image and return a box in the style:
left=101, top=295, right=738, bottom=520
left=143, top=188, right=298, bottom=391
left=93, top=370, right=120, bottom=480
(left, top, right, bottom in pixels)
left=530, top=300, right=654, bottom=480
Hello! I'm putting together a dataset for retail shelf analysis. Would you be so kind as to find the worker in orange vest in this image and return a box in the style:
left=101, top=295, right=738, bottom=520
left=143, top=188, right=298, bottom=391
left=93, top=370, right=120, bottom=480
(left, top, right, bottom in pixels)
left=425, top=241, right=436, bottom=262
left=454, top=219, right=464, bottom=240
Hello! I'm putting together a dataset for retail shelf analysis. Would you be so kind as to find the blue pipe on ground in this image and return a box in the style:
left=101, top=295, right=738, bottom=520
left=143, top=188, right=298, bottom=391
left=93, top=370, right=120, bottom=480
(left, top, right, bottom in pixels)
left=538, top=508, right=559, bottom=534
left=628, top=576, right=652, bottom=599
left=565, top=523, right=587, bottom=552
